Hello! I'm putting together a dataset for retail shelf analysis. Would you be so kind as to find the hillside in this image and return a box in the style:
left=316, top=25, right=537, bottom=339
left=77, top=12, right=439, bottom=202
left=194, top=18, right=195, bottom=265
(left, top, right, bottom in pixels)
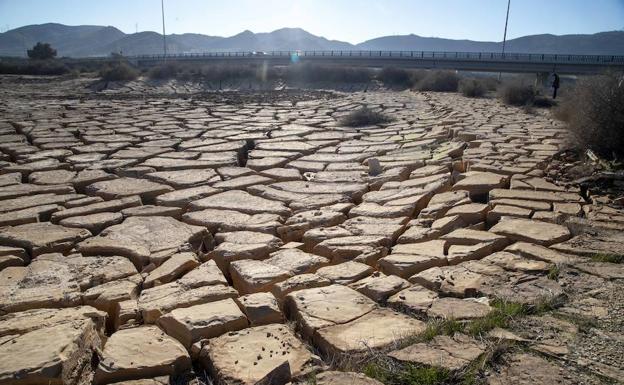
left=0, top=23, right=622, bottom=57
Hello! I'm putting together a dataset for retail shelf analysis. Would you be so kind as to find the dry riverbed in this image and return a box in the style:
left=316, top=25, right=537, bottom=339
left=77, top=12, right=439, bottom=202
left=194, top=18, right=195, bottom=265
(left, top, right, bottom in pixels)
left=0, top=75, right=622, bottom=385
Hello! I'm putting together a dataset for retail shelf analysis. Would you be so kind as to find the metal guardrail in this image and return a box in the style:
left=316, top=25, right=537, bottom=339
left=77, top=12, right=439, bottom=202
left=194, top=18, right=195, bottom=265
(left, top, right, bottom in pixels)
left=134, top=50, right=624, bottom=65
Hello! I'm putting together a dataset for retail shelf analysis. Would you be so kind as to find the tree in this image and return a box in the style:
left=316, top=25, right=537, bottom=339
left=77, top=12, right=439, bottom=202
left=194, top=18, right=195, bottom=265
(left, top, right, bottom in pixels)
left=27, top=42, right=57, bottom=60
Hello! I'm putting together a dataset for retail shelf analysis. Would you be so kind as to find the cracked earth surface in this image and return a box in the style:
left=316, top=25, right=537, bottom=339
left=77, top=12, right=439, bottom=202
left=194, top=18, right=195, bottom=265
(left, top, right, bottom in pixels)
left=0, top=75, right=623, bottom=385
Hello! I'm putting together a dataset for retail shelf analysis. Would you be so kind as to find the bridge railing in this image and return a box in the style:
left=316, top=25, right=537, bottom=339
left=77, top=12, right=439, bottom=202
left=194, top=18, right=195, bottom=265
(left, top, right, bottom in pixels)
left=134, top=50, right=624, bottom=65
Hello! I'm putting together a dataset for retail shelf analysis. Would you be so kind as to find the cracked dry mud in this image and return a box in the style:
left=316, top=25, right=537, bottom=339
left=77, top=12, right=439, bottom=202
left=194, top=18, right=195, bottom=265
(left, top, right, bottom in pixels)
left=0, top=75, right=623, bottom=385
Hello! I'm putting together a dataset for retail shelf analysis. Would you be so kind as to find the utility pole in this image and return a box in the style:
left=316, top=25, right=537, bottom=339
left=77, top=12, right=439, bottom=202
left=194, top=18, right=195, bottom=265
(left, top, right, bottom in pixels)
left=501, top=0, right=511, bottom=56
left=161, top=0, right=167, bottom=59
left=499, top=0, right=511, bottom=80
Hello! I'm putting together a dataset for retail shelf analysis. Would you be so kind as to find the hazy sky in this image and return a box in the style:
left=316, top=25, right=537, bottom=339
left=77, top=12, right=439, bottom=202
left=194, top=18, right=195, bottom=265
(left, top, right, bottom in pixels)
left=1, top=0, right=623, bottom=43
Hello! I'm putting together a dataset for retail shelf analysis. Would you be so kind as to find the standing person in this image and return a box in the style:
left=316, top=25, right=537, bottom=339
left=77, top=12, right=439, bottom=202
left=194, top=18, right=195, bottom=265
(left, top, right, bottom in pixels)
left=552, top=73, right=560, bottom=99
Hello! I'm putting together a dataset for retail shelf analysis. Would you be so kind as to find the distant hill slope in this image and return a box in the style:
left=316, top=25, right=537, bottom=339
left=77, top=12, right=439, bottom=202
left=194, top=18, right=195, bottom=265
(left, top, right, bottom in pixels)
left=1, top=23, right=622, bottom=57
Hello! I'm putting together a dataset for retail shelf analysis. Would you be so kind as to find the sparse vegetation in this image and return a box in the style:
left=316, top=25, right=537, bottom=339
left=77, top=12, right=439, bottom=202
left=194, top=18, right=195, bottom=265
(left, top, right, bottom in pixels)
left=547, top=265, right=561, bottom=280
left=497, top=81, right=536, bottom=106
left=99, top=62, right=139, bottom=82
left=554, top=72, right=624, bottom=160
left=364, top=361, right=450, bottom=385
left=590, top=253, right=624, bottom=264
left=0, top=60, right=70, bottom=75
left=27, top=42, right=57, bottom=60
left=415, top=70, right=460, bottom=92
left=339, top=106, right=394, bottom=127
left=285, top=63, right=373, bottom=83
left=458, top=78, right=487, bottom=97
left=377, top=67, right=425, bottom=88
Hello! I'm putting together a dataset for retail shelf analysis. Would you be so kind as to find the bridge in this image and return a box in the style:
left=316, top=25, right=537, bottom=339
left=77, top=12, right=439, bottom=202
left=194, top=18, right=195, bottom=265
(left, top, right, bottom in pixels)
left=131, top=50, right=624, bottom=75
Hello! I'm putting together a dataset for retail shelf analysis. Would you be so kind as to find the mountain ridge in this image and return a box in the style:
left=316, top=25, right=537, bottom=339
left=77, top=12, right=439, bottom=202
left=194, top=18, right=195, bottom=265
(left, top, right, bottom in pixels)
left=1, top=23, right=622, bottom=57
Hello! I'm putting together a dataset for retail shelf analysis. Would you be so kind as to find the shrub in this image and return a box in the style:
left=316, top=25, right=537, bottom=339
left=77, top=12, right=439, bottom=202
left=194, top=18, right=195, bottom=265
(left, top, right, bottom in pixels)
left=285, top=63, right=373, bottom=83
left=339, top=106, right=394, bottom=127
left=377, top=67, right=414, bottom=88
left=556, top=72, right=624, bottom=159
left=147, top=62, right=181, bottom=79
left=99, top=62, right=139, bottom=81
left=0, top=60, right=69, bottom=75
left=458, top=78, right=487, bottom=97
left=27, top=42, right=57, bottom=60
left=415, top=70, right=459, bottom=92
left=497, top=81, right=536, bottom=106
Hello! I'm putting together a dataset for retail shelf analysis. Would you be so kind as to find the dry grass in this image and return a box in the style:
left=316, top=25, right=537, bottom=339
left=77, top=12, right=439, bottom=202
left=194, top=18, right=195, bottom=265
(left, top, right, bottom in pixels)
left=339, top=106, right=394, bottom=127
left=0, top=60, right=70, bottom=75
left=555, top=72, right=624, bottom=160
left=458, top=78, right=487, bottom=97
left=415, top=71, right=460, bottom=92
left=497, top=81, right=535, bottom=106
left=99, top=62, right=139, bottom=82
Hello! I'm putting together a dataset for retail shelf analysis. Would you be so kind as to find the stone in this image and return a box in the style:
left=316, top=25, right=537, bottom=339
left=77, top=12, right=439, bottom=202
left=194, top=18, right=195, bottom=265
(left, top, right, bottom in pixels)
left=387, top=284, right=439, bottom=316
left=486, top=353, right=572, bottom=385
left=155, top=185, right=220, bottom=208
left=504, top=242, right=581, bottom=265
left=236, top=292, right=284, bottom=325
left=83, top=274, right=142, bottom=326
left=0, top=320, right=102, bottom=385
left=427, top=297, right=491, bottom=320
left=277, top=209, right=346, bottom=242
left=183, top=209, right=282, bottom=234
left=316, top=261, right=374, bottom=285
left=178, top=260, right=228, bottom=287
left=265, top=248, right=330, bottom=275
left=315, top=308, right=426, bottom=356
left=200, top=324, right=316, bottom=385
left=379, top=240, right=447, bottom=278
left=284, top=284, right=377, bottom=338
left=78, top=216, right=209, bottom=267
left=413, top=264, right=487, bottom=295
left=58, top=211, right=124, bottom=234
left=348, top=272, right=411, bottom=302
left=121, top=205, right=184, bottom=219
left=230, top=259, right=293, bottom=294
left=144, top=252, right=200, bottom=288
left=207, top=231, right=283, bottom=273
left=190, top=190, right=291, bottom=217
left=145, top=168, right=220, bottom=188
left=312, top=235, right=388, bottom=265
left=481, top=251, right=552, bottom=273
left=0, top=222, right=91, bottom=257
left=86, top=177, right=174, bottom=203
left=452, top=172, right=509, bottom=199
left=50, top=195, right=142, bottom=222
left=94, top=325, right=191, bottom=384
left=489, top=218, right=571, bottom=246
left=0, top=306, right=106, bottom=338
left=157, top=298, right=248, bottom=348
left=271, top=273, right=331, bottom=303
left=138, top=282, right=238, bottom=323
left=445, top=203, right=489, bottom=225
left=389, top=333, right=485, bottom=371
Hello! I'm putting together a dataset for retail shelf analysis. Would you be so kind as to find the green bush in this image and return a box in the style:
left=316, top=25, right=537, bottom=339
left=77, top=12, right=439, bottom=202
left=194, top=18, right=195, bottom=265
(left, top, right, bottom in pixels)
left=497, top=82, right=536, bottom=106
left=377, top=67, right=417, bottom=88
left=27, top=42, right=57, bottom=60
left=99, top=62, right=139, bottom=81
left=339, top=106, right=394, bottom=127
left=415, top=70, right=460, bottom=92
left=557, top=72, right=624, bottom=159
left=458, top=78, right=487, bottom=97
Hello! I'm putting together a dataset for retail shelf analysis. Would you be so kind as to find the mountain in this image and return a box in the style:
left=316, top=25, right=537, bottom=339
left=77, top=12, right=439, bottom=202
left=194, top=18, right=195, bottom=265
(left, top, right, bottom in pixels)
left=0, top=23, right=125, bottom=57
left=1, top=23, right=623, bottom=57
